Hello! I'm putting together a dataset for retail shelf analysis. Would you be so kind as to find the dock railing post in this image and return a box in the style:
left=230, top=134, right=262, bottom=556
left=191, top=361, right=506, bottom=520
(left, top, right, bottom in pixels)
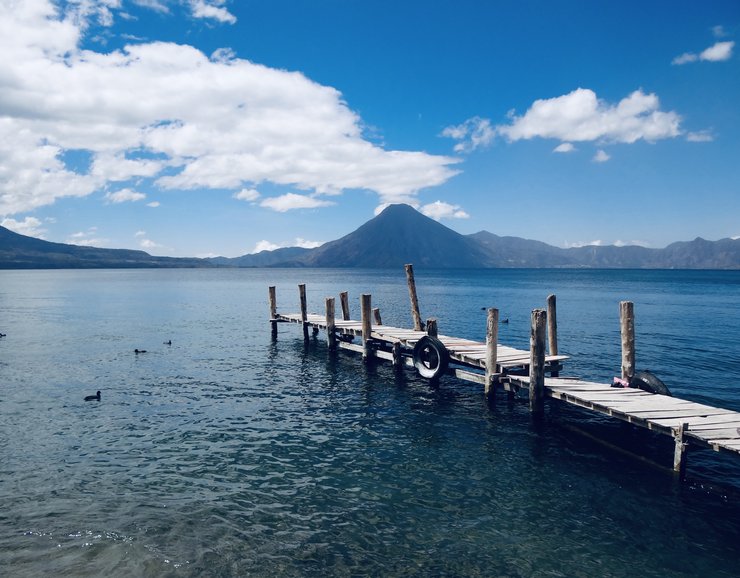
left=673, top=422, right=689, bottom=480
left=620, top=301, right=635, bottom=381
left=299, top=283, right=308, bottom=341
left=373, top=307, right=383, bottom=326
left=426, top=318, right=438, bottom=337
left=529, top=308, right=547, bottom=414
left=405, top=264, right=424, bottom=331
left=485, top=308, right=499, bottom=400
left=269, top=285, right=278, bottom=338
left=326, top=297, right=336, bottom=350
left=361, top=294, right=372, bottom=361
left=340, top=291, right=351, bottom=321
left=546, top=294, right=559, bottom=377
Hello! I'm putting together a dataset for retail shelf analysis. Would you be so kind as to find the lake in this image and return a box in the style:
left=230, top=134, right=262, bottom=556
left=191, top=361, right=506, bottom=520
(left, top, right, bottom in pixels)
left=1, top=268, right=740, bottom=577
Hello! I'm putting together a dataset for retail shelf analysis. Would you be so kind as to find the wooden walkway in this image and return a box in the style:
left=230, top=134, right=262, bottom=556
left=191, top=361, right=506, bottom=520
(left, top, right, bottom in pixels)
left=269, top=273, right=740, bottom=478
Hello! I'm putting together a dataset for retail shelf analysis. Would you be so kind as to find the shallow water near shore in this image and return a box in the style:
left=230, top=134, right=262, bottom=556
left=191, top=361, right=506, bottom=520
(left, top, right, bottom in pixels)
left=1, top=268, right=740, bottom=576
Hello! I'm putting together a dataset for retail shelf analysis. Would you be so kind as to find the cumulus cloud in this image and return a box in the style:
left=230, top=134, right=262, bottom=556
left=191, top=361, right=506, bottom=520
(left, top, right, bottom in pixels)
left=233, top=188, right=260, bottom=202
left=260, top=193, right=335, bottom=212
left=553, top=142, right=576, bottom=153
left=498, top=88, right=681, bottom=144
left=593, top=149, right=610, bottom=163
left=294, top=237, right=324, bottom=249
left=440, top=116, right=495, bottom=153
left=105, top=188, right=147, bottom=203
left=250, top=237, right=323, bottom=254
left=1, top=216, right=47, bottom=238
left=189, top=0, right=236, bottom=24
left=0, top=0, right=458, bottom=217
left=67, top=228, right=108, bottom=247
left=135, top=230, right=164, bottom=250
left=673, top=41, right=735, bottom=65
left=251, top=240, right=281, bottom=253
left=147, top=201, right=160, bottom=207
left=420, top=201, right=469, bottom=221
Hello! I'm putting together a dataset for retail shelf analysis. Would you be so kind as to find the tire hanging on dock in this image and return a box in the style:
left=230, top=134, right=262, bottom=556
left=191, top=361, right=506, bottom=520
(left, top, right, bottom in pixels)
left=412, top=336, right=449, bottom=380
left=629, top=370, right=672, bottom=396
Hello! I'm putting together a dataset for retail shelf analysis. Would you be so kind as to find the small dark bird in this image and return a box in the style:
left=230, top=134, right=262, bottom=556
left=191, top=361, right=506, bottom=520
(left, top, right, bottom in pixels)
left=134, top=349, right=147, bottom=354
left=0, top=332, right=6, bottom=337
left=164, top=340, right=172, bottom=345
left=500, top=318, right=509, bottom=324
left=85, top=391, right=101, bottom=402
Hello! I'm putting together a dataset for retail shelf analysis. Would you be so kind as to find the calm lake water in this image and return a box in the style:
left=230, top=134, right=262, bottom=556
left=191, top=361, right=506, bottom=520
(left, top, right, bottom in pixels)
left=1, top=268, right=740, bottom=577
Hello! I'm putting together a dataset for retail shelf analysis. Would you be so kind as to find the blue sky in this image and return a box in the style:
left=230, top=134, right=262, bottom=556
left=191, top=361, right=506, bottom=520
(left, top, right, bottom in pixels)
left=0, top=0, right=738, bottom=257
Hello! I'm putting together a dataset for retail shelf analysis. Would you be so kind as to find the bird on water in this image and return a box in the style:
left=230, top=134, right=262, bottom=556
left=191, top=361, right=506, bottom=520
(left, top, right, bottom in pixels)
left=85, top=391, right=101, bottom=402
left=134, top=349, right=147, bottom=353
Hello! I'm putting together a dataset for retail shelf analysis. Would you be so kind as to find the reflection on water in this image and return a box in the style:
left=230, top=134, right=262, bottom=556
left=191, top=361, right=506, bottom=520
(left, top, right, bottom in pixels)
left=1, top=268, right=740, bottom=577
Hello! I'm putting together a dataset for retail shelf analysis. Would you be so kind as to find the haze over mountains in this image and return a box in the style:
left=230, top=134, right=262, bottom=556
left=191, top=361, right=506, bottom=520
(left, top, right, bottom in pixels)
left=1, top=203, right=739, bottom=269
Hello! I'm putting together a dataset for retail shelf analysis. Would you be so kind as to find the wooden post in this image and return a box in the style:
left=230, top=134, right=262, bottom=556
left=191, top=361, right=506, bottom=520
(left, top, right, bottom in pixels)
left=340, top=291, right=351, bottom=321
left=373, top=307, right=383, bottom=326
left=268, top=285, right=278, bottom=338
left=299, top=283, right=308, bottom=341
left=547, top=294, right=559, bottom=377
left=673, top=422, right=689, bottom=479
left=485, top=308, right=499, bottom=399
left=620, top=301, right=635, bottom=381
left=392, top=341, right=403, bottom=368
left=326, top=297, right=336, bottom=349
left=426, top=318, right=438, bottom=337
left=361, top=294, right=372, bottom=361
left=529, top=308, right=547, bottom=414
left=405, top=264, right=423, bottom=331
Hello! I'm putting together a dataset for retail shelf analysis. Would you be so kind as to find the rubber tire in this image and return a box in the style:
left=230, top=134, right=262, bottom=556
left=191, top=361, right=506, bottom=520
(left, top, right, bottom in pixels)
left=629, top=370, right=672, bottom=396
left=412, top=336, right=449, bottom=380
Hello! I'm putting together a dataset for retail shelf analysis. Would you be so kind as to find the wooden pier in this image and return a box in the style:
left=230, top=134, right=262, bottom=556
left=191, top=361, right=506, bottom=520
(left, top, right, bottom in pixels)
left=268, top=265, right=740, bottom=478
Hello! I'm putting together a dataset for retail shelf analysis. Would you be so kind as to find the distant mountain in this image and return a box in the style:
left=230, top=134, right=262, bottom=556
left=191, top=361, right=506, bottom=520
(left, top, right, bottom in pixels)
left=213, top=204, right=740, bottom=270
left=0, top=225, right=213, bottom=269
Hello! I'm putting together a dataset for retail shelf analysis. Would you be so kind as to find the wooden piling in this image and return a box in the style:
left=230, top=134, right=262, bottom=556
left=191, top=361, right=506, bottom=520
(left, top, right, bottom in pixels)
left=426, top=318, right=438, bottom=337
left=361, top=294, right=372, bottom=361
left=392, top=341, right=403, bottom=368
left=529, top=308, right=547, bottom=414
left=485, top=308, right=499, bottom=399
left=620, top=301, right=635, bottom=381
left=340, top=291, right=351, bottom=321
left=405, top=264, right=424, bottom=331
left=299, top=284, right=308, bottom=340
left=269, top=285, right=278, bottom=337
left=547, top=294, right=559, bottom=377
left=673, top=422, right=689, bottom=479
left=373, top=307, right=383, bottom=326
left=325, top=297, right=336, bottom=349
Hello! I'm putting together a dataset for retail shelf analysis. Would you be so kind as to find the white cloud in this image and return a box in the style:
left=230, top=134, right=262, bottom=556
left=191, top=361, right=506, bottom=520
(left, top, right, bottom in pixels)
left=553, top=142, right=576, bottom=153
left=498, top=88, right=681, bottom=144
left=420, top=201, right=469, bottom=221
left=294, top=237, right=323, bottom=249
left=1, top=216, right=47, bottom=238
left=686, top=130, right=714, bottom=143
left=135, top=230, right=164, bottom=250
left=0, top=0, right=458, bottom=217
left=712, top=25, right=727, bottom=38
left=441, top=116, right=495, bottom=153
left=67, top=228, right=108, bottom=247
left=105, top=188, right=147, bottom=203
left=673, top=40, right=734, bottom=65
left=593, top=149, right=610, bottom=163
left=147, top=201, right=161, bottom=207
left=251, top=240, right=281, bottom=253
left=260, top=193, right=334, bottom=212
left=233, top=188, right=260, bottom=202
left=189, top=0, right=236, bottom=24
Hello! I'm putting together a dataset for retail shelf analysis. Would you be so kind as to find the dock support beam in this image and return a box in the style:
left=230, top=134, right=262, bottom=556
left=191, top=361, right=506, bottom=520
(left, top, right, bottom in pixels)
left=620, top=301, right=635, bottom=381
left=326, top=297, right=336, bottom=350
left=405, top=264, right=424, bottom=331
left=530, top=309, right=547, bottom=414
left=673, top=422, right=689, bottom=479
left=299, top=284, right=308, bottom=341
left=485, top=308, right=499, bottom=400
left=269, top=285, right=278, bottom=338
left=361, top=294, right=372, bottom=361
left=340, top=291, right=351, bottom=321
left=373, top=307, right=383, bottom=326
left=547, top=294, right=559, bottom=377
left=426, top=318, right=438, bottom=337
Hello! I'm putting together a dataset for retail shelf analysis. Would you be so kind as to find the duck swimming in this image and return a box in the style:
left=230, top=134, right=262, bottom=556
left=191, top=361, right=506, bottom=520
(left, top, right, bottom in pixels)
left=134, top=349, right=147, bottom=354
left=85, top=391, right=101, bottom=402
